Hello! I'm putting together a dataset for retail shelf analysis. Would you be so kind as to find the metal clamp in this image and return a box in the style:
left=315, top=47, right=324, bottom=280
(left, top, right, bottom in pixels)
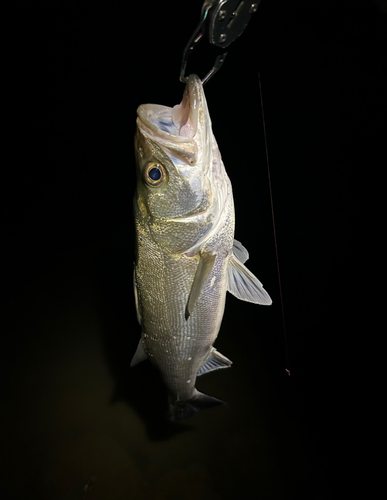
left=209, top=0, right=261, bottom=48
left=180, top=0, right=261, bottom=84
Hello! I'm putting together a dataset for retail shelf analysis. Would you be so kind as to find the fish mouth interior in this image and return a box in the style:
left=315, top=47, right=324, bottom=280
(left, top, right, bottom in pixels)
left=137, top=75, right=201, bottom=141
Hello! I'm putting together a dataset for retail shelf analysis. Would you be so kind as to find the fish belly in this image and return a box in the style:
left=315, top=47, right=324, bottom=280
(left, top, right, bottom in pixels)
left=135, top=235, right=231, bottom=403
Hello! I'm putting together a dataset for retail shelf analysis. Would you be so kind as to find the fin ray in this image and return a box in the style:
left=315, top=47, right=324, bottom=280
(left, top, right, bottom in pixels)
left=197, top=348, right=232, bottom=376
left=232, top=239, right=249, bottom=264
left=227, top=255, right=272, bottom=305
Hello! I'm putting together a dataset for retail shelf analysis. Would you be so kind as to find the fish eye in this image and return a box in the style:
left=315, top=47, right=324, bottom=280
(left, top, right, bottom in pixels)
left=144, top=162, right=166, bottom=187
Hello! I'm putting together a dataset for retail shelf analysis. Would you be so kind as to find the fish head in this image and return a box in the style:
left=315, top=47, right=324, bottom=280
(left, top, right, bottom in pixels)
left=135, top=75, right=229, bottom=254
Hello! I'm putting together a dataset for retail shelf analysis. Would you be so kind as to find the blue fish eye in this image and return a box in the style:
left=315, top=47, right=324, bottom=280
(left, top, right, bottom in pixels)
left=145, top=162, right=165, bottom=186
left=149, top=167, right=161, bottom=181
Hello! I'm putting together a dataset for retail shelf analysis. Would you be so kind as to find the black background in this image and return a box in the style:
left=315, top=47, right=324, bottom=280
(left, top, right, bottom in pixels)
left=3, top=1, right=386, bottom=499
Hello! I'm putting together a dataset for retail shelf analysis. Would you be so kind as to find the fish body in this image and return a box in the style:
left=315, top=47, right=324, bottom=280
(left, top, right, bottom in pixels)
left=132, top=75, right=271, bottom=419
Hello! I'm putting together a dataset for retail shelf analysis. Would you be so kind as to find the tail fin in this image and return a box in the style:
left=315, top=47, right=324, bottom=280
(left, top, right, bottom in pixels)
left=168, top=390, right=224, bottom=421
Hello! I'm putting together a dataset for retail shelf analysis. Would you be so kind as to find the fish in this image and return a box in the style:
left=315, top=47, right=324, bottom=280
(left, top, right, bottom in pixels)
left=132, top=74, right=272, bottom=420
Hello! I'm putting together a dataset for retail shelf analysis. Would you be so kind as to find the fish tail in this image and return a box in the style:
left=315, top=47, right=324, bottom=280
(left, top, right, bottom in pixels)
left=168, top=390, right=224, bottom=421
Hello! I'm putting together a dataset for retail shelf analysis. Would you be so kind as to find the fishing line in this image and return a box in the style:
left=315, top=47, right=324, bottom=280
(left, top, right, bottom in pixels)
left=258, top=70, right=290, bottom=376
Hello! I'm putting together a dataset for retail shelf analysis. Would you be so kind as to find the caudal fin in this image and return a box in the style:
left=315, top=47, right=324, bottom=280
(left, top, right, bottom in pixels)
left=168, top=390, right=224, bottom=421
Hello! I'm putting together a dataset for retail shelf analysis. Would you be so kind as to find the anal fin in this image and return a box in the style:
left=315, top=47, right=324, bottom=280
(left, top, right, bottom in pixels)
left=130, top=338, right=148, bottom=367
left=197, top=348, right=232, bottom=376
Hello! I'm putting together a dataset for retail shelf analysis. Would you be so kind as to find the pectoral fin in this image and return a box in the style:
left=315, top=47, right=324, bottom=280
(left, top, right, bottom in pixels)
left=197, top=348, right=232, bottom=376
left=227, top=255, right=272, bottom=305
left=133, top=265, right=141, bottom=324
left=185, top=251, right=216, bottom=320
left=130, top=338, right=148, bottom=367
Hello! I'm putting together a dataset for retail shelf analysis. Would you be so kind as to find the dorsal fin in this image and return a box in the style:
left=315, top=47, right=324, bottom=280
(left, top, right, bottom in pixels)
left=232, top=239, right=249, bottom=264
left=197, top=348, right=232, bottom=376
left=227, top=255, right=272, bottom=305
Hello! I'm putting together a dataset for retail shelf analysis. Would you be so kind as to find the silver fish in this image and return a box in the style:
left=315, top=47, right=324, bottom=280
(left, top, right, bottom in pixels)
left=132, top=74, right=272, bottom=420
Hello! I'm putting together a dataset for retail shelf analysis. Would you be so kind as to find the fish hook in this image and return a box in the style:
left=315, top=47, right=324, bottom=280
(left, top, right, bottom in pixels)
left=180, top=0, right=262, bottom=85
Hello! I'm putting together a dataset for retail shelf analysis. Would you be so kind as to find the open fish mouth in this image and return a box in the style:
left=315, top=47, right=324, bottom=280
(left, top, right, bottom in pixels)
left=136, top=75, right=202, bottom=142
